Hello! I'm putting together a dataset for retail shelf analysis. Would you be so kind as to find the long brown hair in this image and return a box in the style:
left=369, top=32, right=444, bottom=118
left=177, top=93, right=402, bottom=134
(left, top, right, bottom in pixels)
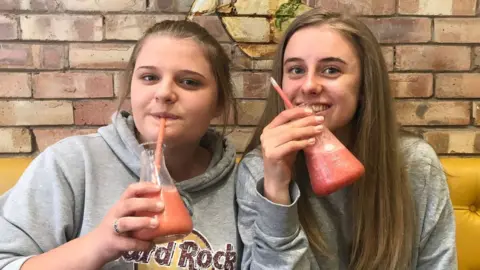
left=243, top=10, right=416, bottom=269
left=117, top=20, right=237, bottom=138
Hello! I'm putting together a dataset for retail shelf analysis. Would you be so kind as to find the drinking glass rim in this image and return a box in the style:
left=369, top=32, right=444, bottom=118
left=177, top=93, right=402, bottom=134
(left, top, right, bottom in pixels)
left=140, top=141, right=156, bottom=147
left=140, top=141, right=166, bottom=150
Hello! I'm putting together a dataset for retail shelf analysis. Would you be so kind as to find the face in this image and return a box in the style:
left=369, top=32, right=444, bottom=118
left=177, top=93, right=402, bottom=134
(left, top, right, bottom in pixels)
left=131, top=35, right=220, bottom=146
left=282, top=25, right=361, bottom=132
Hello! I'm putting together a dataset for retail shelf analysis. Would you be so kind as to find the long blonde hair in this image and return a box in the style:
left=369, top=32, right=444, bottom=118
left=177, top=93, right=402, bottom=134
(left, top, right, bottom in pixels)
left=243, top=10, right=416, bottom=269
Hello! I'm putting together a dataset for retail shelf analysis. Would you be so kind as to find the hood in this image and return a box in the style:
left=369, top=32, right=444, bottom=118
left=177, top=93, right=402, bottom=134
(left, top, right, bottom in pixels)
left=97, top=111, right=236, bottom=193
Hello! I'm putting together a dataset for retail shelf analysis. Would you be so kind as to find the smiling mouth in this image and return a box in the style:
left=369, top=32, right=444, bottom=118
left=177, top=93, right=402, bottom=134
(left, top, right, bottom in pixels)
left=299, top=104, right=331, bottom=114
left=310, top=104, right=330, bottom=113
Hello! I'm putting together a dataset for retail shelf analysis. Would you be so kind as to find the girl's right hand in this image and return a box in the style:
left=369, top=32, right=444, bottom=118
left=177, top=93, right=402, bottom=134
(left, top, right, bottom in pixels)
left=88, top=182, right=165, bottom=265
left=260, top=107, right=324, bottom=203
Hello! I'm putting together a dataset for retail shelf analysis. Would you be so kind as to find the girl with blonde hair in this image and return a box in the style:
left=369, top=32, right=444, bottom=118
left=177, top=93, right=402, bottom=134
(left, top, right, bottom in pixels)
left=236, top=9, right=457, bottom=270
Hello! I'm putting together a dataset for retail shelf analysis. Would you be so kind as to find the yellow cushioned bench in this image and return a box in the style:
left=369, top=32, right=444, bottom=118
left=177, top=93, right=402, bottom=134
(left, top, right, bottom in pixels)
left=441, top=158, right=480, bottom=270
left=0, top=157, right=479, bottom=269
left=0, top=157, right=33, bottom=196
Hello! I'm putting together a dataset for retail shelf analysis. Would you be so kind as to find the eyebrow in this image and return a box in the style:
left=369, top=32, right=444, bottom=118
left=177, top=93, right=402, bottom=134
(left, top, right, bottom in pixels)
left=135, top=65, right=156, bottom=71
left=135, top=66, right=207, bottom=79
left=283, top=57, right=347, bottom=65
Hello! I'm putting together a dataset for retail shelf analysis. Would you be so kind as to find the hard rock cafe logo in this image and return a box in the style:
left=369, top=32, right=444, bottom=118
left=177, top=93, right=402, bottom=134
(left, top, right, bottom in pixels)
left=121, top=230, right=237, bottom=270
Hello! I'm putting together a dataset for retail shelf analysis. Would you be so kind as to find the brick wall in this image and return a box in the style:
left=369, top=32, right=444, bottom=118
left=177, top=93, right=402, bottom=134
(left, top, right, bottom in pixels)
left=0, top=0, right=479, bottom=157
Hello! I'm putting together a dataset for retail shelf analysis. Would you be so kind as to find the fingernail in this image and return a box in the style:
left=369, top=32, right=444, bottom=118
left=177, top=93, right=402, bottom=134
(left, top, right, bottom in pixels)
left=152, top=185, right=161, bottom=190
left=315, top=116, right=324, bottom=123
left=308, top=138, right=316, bottom=145
left=150, top=218, right=158, bottom=228
left=304, top=108, right=313, bottom=114
left=156, top=202, right=164, bottom=210
left=315, top=125, right=323, bottom=132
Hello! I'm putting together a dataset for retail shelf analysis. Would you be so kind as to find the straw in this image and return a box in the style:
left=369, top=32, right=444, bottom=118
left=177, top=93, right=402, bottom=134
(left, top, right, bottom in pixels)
left=154, top=118, right=166, bottom=171
left=269, top=77, right=293, bottom=109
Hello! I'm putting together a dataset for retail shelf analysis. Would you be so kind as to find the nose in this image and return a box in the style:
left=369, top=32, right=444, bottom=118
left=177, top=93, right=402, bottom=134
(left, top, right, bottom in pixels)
left=301, top=72, right=322, bottom=96
left=154, top=77, right=177, bottom=104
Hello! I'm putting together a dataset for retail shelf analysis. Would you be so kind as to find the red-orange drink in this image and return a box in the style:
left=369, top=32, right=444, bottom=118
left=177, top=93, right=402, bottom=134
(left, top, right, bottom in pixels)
left=269, top=77, right=365, bottom=196
left=303, top=128, right=365, bottom=196
left=132, top=187, right=193, bottom=243
left=132, top=118, right=193, bottom=243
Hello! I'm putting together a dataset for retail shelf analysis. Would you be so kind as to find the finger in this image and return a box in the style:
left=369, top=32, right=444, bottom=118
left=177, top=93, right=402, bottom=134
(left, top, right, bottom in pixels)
left=262, top=124, right=323, bottom=149
left=286, top=115, right=324, bottom=129
left=261, top=114, right=323, bottom=149
left=264, top=115, right=323, bottom=141
left=266, top=107, right=313, bottom=129
left=263, top=138, right=316, bottom=161
left=116, top=237, right=155, bottom=252
left=263, top=116, right=324, bottom=141
left=115, top=216, right=159, bottom=233
left=117, top=198, right=164, bottom=217
left=121, top=182, right=161, bottom=200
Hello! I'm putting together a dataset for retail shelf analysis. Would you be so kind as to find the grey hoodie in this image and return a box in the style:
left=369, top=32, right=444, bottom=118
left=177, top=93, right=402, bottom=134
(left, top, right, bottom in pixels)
left=235, top=136, right=457, bottom=269
left=0, top=111, right=239, bottom=270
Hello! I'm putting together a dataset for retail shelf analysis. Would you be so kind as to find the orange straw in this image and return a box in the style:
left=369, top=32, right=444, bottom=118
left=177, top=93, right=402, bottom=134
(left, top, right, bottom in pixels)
left=269, top=77, right=293, bottom=109
left=154, top=118, right=166, bottom=171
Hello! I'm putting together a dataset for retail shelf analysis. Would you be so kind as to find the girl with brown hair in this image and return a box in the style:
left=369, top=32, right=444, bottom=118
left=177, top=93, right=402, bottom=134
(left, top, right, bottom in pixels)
left=236, top=9, right=457, bottom=270
left=0, top=20, right=240, bottom=269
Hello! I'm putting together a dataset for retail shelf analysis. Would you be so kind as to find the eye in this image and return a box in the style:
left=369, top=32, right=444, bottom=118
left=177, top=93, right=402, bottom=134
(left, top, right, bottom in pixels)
left=322, top=67, right=341, bottom=77
left=141, top=74, right=158, bottom=82
left=180, top=78, right=201, bottom=88
left=288, top=66, right=305, bottom=75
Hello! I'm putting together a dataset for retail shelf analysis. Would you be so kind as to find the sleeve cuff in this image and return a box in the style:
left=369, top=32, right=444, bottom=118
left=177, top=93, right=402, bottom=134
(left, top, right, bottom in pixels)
left=4, top=256, right=34, bottom=270
left=254, top=179, right=301, bottom=238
